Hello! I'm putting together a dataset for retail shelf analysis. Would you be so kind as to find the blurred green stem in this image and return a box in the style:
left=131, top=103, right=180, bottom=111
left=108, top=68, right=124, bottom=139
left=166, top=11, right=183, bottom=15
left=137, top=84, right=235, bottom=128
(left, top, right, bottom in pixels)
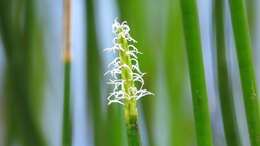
left=180, top=0, right=213, bottom=145
left=214, top=0, right=241, bottom=145
left=86, top=0, right=106, bottom=145
left=62, top=61, right=72, bottom=146
left=228, top=0, right=260, bottom=145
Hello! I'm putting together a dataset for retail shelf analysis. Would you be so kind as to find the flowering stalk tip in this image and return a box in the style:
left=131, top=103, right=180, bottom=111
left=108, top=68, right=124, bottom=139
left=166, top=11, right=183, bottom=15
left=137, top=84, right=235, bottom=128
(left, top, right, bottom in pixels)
left=105, top=18, right=153, bottom=146
left=105, top=19, right=153, bottom=105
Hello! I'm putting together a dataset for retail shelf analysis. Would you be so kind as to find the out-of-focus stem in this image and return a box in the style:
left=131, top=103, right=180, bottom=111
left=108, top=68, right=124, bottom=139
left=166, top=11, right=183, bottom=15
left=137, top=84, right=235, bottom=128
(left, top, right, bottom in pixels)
left=179, top=0, right=213, bottom=145
left=214, top=0, right=241, bottom=145
left=62, top=61, right=72, bottom=146
left=62, top=0, right=72, bottom=145
left=86, top=0, right=106, bottom=145
left=228, top=0, right=260, bottom=145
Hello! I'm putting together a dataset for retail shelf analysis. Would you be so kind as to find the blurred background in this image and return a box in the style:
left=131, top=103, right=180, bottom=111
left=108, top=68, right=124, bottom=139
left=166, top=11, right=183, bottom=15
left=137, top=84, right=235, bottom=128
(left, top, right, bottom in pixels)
left=0, top=0, right=259, bottom=146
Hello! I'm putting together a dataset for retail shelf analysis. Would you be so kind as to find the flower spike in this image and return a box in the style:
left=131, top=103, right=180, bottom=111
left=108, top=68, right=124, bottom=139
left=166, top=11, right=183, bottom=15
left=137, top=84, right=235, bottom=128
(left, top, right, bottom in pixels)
left=105, top=19, right=153, bottom=105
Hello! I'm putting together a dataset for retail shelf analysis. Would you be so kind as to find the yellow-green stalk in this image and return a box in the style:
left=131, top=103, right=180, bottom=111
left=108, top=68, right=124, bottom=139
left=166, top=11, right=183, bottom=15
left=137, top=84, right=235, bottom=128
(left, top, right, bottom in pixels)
left=105, top=19, right=153, bottom=146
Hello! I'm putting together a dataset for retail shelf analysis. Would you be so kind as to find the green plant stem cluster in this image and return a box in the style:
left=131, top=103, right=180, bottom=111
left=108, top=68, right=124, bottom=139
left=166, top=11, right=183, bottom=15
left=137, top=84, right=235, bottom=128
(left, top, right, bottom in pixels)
left=0, top=0, right=46, bottom=145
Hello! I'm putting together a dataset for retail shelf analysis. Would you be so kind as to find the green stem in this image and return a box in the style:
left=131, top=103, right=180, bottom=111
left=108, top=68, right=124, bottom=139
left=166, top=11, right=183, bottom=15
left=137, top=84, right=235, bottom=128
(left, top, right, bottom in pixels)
left=118, top=31, right=141, bottom=146
left=62, top=61, right=72, bottom=146
left=214, top=0, right=241, bottom=145
left=124, top=99, right=141, bottom=146
left=116, top=1, right=156, bottom=145
left=179, top=0, right=213, bottom=146
left=86, top=0, right=106, bottom=146
left=228, top=0, right=260, bottom=145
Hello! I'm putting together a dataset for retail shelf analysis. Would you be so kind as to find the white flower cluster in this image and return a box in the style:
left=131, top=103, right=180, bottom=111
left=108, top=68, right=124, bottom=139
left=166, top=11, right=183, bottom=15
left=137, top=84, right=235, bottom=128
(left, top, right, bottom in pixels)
left=104, top=19, right=153, bottom=105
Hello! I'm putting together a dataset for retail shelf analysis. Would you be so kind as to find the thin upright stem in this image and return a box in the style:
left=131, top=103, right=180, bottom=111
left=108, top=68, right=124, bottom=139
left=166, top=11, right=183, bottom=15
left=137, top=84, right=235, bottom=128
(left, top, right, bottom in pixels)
left=62, top=0, right=72, bottom=145
left=118, top=32, right=141, bottom=146
left=86, top=0, right=106, bottom=145
left=116, top=1, right=156, bottom=145
left=62, top=61, right=72, bottom=146
left=214, top=0, right=241, bottom=145
left=228, top=0, right=260, bottom=145
left=179, top=0, right=213, bottom=145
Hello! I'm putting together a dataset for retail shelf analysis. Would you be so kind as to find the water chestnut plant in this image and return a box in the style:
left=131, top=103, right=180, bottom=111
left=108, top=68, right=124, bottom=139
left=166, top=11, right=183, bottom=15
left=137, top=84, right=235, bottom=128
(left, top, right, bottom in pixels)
left=62, top=0, right=72, bottom=146
left=228, top=0, right=260, bottom=145
left=180, top=0, right=213, bottom=145
left=105, top=19, right=153, bottom=146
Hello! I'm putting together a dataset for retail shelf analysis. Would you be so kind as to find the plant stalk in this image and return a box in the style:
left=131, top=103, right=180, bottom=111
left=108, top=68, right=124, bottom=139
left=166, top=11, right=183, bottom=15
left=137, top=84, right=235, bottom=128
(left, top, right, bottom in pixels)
left=62, top=0, right=72, bottom=145
left=214, top=0, right=241, bottom=145
left=118, top=31, right=141, bottom=146
left=116, top=1, right=156, bottom=145
left=228, top=0, right=260, bottom=145
left=86, top=0, right=107, bottom=145
left=62, top=61, right=72, bottom=146
left=179, top=0, right=213, bottom=145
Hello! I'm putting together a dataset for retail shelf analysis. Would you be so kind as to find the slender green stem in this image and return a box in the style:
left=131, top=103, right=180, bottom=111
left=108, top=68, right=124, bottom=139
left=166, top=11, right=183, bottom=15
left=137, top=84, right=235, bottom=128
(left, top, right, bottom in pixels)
left=86, top=0, right=107, bottom=146
left=228, top=0, right=260, bottom=145
left=117, top=30, right=141, bottom=146
left=214, top=0, right=241, bottom=145
left=179, top=0, right=213, bottom=146
left=62, top=61, right=72, bottom=146
left=62, top=0, right=72, bottom=145
left=124, top=99, right=141, bottom=146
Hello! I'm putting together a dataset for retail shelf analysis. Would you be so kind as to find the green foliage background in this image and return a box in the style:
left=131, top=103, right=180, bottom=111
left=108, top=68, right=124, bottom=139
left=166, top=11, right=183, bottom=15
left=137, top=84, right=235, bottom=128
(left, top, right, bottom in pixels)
left=0, top=0, right=259, bottom=146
